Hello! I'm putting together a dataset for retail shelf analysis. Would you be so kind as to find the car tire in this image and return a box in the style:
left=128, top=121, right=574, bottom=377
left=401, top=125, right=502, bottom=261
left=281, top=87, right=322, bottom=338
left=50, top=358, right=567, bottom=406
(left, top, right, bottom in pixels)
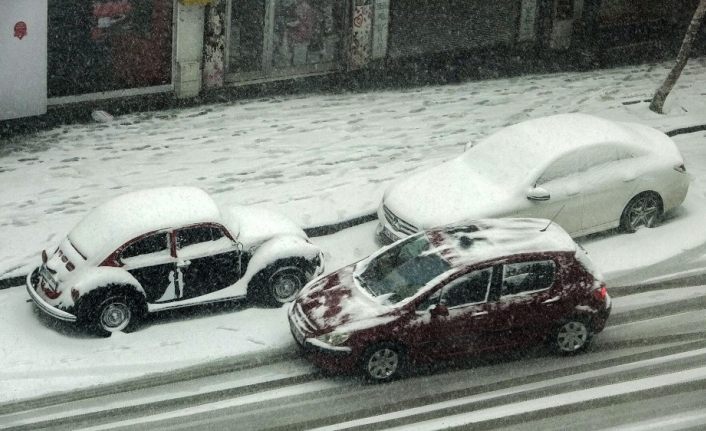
left=266, top=267, right=306, bottom=306
left=362, top=343, right=405, bottom=383
left=249, top=264, right=308, bottom=307
left=620, top=192, right=663, bottom=233
left=551, top=318, right=592, bottom=355
left=78, top=288, right=144, bottom=337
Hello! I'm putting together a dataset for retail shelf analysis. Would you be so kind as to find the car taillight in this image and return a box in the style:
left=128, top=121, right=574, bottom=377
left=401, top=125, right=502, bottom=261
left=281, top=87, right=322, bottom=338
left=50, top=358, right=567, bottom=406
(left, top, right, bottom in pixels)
left=593, top=284, right=608, bottom=301
left=71, top=288, right=80, bottom=302
left=66, top=262, right=75, bottom=271
left=42, top=286, right=61, bottom=300
left=674, top=163, right=687, bottom=173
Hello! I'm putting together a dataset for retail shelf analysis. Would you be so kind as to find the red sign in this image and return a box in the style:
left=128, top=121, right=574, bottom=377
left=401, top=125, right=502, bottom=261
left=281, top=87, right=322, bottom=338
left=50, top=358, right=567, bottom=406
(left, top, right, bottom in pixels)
left=14, top=21, right=28, bottom=40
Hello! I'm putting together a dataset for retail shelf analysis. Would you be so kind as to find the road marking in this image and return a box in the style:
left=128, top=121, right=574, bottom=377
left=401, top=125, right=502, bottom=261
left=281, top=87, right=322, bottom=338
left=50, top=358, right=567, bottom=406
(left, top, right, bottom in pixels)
left=72, top=379, right=343, bottom=431
left=367, top=367, right=706, bottom=431
left=310, top=350, right=706, bottom=431
left=603, top=409, right=706, bottom=431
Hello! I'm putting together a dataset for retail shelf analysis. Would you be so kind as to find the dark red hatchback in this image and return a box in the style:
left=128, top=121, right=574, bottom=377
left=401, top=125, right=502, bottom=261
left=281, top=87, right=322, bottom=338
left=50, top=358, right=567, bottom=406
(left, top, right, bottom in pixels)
left=289, top=218, right=610, bottom=382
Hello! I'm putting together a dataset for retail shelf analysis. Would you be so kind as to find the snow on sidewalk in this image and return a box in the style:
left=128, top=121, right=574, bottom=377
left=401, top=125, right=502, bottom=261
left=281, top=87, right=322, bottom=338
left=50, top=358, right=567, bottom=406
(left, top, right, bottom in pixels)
left=2, top=58, right=706, bottom=279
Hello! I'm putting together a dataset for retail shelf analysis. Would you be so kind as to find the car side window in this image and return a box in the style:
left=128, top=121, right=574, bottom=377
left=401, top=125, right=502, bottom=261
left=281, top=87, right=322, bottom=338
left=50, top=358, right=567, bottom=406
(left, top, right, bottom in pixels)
left=537, top=152, right=583, bottom=185
left=501, top=260, right=555, bottom=297
left=121, top=233, right=169, bottom=260
left=177, top=226, right=225, bottom=249
left=441, top=268, right=492, bottom=308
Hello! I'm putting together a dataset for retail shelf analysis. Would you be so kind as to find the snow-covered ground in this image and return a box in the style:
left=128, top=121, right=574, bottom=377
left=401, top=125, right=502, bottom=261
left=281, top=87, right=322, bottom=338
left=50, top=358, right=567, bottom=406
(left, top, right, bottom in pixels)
left=2, top=58, right=706, bottom=280
left=2, top=58, right=706, bottom=403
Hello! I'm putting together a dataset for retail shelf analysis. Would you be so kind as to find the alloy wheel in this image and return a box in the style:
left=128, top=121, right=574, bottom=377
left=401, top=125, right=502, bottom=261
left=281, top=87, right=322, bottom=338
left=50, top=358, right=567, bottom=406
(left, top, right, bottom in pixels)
left=367, top=348, right=400, bottom=380
left=556, top=321, right=589, bottom=352
left=626, top=194, right=661, bottom=230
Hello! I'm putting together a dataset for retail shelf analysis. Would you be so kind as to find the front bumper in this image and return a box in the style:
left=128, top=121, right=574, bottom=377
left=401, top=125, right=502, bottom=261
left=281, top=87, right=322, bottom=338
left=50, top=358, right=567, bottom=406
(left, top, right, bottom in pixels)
left=26, top=269, right=77, bottom=322
left=288, top=305, right=357, bottom=373
left=375, top=222, right=403, bottom=245
left=312, top=251, right=326, bottom=278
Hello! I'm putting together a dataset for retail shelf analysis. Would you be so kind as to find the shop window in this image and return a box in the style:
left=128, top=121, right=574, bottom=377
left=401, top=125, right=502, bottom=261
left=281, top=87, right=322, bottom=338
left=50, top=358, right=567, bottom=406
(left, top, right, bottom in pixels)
left=228, top=0, right=344, bottom=75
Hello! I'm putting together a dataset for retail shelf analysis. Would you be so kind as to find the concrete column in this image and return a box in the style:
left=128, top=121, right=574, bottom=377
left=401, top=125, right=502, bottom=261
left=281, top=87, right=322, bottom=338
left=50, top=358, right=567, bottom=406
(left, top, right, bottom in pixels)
left=174, top=2, right=205, bottom=98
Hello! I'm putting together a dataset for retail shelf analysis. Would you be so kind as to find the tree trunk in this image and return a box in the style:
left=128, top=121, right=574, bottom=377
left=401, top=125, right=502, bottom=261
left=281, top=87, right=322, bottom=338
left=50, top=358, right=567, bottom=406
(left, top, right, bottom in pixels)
left=650, top=0, right=706, bottom=114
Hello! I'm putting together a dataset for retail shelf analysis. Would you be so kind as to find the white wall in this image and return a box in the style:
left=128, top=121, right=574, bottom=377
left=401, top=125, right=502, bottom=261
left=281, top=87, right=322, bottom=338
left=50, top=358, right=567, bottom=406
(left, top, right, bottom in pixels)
left=0, top=0, right=47, bottom=120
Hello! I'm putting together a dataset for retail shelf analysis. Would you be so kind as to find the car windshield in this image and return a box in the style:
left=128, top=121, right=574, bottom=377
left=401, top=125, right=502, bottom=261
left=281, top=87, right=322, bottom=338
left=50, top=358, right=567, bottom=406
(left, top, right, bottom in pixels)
left=462, top=127, right=540, bottom=186
left=357, top=234, right=451, bottom=304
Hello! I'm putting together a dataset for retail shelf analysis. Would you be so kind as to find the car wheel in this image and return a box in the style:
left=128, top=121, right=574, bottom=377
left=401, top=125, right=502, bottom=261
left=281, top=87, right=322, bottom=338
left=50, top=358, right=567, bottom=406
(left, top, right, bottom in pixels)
left=93, top=295, right=140, bottom=337
left=552, top=319, right=591, bottom=354
left=267, top=267, right=306, bottom=306
left=362, top=343, right=405, bottom=383
left=620, top=192, right=663, bottom=233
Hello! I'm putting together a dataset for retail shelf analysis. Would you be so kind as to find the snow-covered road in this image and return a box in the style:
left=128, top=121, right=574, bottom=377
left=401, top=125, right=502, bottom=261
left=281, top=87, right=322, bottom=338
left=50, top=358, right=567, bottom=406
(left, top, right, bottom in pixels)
left=2, top=292, right=705, bottom=430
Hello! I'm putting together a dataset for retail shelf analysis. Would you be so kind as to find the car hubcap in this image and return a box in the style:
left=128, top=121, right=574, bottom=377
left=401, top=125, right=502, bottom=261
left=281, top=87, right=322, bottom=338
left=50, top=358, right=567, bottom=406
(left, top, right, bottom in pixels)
left=273, top=273, right=300, bottom=302
left=100, top=302, right=131, bottom=332
left=557, top=321, right=588, bottom=352
left=367, top=348, right=399, bottom=379
left=628, top=195, right=660, bottom=229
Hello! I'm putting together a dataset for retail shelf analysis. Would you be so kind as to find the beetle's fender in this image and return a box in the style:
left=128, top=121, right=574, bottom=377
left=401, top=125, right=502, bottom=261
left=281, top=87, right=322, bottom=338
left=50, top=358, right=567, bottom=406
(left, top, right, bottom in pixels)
left=68, top=266, right=145, bottom=301
left=243, top=234, right=322, bottom=284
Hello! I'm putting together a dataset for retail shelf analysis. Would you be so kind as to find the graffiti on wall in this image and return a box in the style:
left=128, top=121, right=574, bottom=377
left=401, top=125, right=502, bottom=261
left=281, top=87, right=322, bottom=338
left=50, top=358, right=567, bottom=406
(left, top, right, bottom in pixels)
left=204, top=0, right=226, bottom=88
left=350, top=1, right=372, bottom=69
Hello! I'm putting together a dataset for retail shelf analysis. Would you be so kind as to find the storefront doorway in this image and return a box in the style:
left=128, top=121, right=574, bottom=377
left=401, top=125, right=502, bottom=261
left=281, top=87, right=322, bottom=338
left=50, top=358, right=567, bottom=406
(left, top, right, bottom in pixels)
left=227, top=0, right=346, bottom=83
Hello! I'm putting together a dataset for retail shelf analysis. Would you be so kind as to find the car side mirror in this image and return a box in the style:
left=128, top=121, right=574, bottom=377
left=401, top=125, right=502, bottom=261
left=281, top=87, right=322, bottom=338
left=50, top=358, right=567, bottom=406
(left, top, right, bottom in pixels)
left=527, top=187, right=550, bottom=201
left=429, top=303, right=449, bottom=318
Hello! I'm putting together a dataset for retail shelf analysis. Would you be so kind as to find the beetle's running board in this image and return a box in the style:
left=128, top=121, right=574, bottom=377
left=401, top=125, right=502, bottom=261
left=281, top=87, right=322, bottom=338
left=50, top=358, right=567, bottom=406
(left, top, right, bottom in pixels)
left=148, top=295, right=248, bottom=313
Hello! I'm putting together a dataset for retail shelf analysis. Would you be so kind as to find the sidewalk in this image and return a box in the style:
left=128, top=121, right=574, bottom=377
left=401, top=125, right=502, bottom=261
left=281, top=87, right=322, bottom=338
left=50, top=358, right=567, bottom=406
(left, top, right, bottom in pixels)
left=2, top=57, right=706, bottom=280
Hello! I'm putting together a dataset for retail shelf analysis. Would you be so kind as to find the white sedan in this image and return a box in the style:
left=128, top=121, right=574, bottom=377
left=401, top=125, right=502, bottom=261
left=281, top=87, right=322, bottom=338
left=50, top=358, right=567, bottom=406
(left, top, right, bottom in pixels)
left=377, top=113, right=690, bottom=242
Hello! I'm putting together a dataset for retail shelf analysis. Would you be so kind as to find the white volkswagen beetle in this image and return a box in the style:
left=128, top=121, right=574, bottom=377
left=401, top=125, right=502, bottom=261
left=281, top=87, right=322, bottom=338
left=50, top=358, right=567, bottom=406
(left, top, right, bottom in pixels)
left=27, top=187, right=324, bottom=336
left=378, top=113, right=690, bottom=243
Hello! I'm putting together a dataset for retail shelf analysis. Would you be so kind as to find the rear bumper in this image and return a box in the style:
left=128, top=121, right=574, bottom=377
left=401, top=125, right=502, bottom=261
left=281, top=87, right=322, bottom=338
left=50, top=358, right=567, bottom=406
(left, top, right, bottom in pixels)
left=592, top=299, right=612, bottom=334
left=26, top=269, right=77, bottom=322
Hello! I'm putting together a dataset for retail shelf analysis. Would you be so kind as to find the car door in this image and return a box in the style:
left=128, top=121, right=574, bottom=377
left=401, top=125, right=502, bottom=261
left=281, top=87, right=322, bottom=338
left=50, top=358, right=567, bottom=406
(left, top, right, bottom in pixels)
left=579, top=145, right=645, bottom=232
left=119, top=231, right=177, bottom=304
left=411, top=267, right=494, bottom=361
left=521, top=151, right=586, bottom=235
left=175, top=224, right=242, bottom=300
left=495, top=257, right=562, bottom=348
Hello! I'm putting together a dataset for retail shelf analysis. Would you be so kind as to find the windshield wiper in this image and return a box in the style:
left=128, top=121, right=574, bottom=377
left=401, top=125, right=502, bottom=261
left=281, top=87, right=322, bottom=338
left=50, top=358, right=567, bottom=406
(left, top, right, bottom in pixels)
left=354, top=274, right=374, bottom=295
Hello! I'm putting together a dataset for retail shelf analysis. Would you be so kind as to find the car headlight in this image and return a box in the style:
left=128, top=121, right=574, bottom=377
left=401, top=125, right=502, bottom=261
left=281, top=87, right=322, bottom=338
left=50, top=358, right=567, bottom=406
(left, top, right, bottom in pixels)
left=316, top=332, right=350, bottom=346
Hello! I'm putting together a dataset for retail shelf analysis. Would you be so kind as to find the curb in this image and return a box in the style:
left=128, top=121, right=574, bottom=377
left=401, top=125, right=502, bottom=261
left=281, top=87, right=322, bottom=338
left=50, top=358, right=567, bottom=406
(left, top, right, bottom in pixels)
left=0, top=346, right=300, bottom=415
left=0, top=122, right=704, bottom=290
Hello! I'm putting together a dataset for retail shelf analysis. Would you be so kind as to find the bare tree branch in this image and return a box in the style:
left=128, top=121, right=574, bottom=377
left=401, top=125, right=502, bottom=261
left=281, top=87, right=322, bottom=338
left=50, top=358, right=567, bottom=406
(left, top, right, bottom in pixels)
left=650, top=0, right=706, bottom=114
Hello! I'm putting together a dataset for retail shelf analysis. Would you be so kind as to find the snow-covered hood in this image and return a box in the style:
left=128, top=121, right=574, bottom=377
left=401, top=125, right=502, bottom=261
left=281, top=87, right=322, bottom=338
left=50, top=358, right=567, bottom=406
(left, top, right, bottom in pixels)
left=384, top=158, right=517, bottom=229
left=297, top=266, right=391, bottom=334
left=221, top=205, right=307, bottom=249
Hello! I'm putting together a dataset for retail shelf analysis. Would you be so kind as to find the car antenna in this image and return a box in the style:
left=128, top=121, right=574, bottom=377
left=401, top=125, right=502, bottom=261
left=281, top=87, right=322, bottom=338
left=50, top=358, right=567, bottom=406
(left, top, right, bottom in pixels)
left=540, top=204, right=566, bottom=232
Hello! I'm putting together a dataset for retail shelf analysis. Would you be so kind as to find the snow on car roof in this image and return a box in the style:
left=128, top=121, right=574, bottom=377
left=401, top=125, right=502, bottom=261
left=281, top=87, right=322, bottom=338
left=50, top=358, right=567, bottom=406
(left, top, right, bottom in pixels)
left=68, top=187, right=221, bottom=260
left=426, top=218, right=577, bottom=267
left=462, top=113, right=657, bottom=185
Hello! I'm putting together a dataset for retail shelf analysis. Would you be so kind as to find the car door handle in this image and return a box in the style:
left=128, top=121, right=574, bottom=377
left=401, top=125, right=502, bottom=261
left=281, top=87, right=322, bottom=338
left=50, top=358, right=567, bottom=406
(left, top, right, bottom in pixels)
left=542, top=296, right=560, bottom=304
left=471, top=311, right=488, bottom=317
left=177, top=260, right=191, bottom=268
